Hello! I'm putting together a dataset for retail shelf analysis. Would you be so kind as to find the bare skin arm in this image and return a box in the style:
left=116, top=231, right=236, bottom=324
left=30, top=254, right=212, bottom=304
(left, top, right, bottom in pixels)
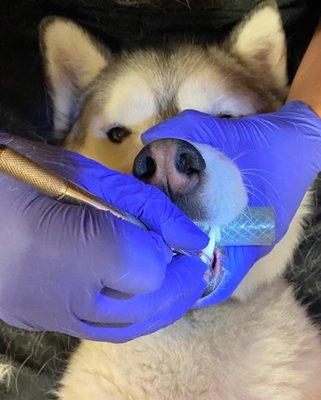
left=287, top=19, right=321, bottom=116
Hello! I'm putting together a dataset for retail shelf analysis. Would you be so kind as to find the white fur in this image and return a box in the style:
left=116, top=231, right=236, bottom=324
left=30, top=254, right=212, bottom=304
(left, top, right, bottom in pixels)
left=229, top=3, right=287, bottom=93
left=178, top=69, right=257, bottom=117
left=0, top=362, right=14, bottom=391
left=58, top=280, right=321, bottom=400
left=42, top=18, right=109, bottom=134
left=102, top=71, right=156, bottom=133
left=194, top=143, right=247, bottom=226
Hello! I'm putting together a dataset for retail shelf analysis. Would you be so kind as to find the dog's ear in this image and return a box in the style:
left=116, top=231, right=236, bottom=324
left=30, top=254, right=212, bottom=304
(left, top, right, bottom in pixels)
left=226, top=1, right=287, bottom=95
left=40, top=17, right=111, bottom=138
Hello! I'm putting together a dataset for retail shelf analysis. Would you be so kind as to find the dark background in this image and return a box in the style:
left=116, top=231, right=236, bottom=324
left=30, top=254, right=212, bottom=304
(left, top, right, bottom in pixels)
left=0, top=1, right=320, bottom=398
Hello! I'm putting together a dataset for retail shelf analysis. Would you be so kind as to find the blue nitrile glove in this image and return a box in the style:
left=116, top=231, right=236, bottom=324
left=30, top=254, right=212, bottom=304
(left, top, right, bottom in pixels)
left=142, top=101, right=321, bottom=307
left=0, top=133, right=209, bottom=342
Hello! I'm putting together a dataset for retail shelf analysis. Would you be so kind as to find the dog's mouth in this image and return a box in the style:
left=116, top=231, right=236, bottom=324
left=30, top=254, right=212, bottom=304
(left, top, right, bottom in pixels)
left=133, top=140, right=228, bottom=297
left=198, top=226, right=224, bottom=298
left=201, top=249, right=223, bottom=297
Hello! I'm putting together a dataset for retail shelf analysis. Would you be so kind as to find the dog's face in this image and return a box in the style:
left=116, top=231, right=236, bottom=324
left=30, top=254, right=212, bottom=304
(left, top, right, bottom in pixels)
left=41, top=2, right=287, bottom=228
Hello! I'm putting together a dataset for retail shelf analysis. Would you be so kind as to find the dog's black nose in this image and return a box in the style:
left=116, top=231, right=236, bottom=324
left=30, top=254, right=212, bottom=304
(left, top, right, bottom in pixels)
left=133, top=139, right=205, bottom=196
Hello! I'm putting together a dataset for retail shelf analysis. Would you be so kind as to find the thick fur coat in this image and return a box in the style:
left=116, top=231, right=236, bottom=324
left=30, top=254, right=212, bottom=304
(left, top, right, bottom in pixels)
left=0, top=1, right=321, bottom=399
left=36, top=2, right=321, bottom=398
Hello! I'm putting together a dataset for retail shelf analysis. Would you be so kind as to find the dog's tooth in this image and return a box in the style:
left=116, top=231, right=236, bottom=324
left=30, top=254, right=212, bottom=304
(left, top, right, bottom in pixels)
left=200, top=228, right=219, bottom=266
left=212, top=226, right=221, bottom=243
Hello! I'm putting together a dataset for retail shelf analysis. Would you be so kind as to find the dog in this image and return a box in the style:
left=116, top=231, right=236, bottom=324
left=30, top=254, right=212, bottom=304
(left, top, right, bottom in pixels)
left=37, top=1, right=321, bottom=398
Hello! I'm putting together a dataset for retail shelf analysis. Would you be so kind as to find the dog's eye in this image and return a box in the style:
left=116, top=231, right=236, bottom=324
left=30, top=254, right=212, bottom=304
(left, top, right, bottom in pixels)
left=218, top=113, right=233, bottom=119
left=106, top=126, right=131, bottom=143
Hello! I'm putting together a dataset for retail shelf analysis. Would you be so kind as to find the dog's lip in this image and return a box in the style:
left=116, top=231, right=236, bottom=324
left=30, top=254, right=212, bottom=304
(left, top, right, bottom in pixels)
left=201, top=249, right=222, bottom=298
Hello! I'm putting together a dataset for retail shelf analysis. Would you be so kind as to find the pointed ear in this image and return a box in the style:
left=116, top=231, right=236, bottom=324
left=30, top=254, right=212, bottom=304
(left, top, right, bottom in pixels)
left=226, top=1, right=287, bottom=95
left=40, top=17, right=111, bottom=137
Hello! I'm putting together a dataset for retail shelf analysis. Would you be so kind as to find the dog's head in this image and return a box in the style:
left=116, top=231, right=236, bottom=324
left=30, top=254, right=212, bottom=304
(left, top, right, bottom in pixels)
left=40, top=1, right=287, bottom=229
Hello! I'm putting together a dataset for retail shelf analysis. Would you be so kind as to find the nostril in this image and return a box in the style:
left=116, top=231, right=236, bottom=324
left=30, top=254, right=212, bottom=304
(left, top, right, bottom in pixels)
left=176, top=153, right=196, bottom=175
left=176, top=148, right=206, bottom=176
left=133, top=152, right=156, bottom=180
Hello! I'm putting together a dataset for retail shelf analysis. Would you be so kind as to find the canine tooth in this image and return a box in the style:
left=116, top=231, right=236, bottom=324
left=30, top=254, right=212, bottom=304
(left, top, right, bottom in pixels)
left=200, top=228, right=219, bottom=266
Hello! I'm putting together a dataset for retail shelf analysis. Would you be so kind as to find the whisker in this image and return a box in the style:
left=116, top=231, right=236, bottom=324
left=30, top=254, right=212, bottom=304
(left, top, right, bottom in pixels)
left=241, top=171, right=279, bottom=196
left=231, top=151, right=254, bottom=163
left=242, top=176, right=275, bottom=208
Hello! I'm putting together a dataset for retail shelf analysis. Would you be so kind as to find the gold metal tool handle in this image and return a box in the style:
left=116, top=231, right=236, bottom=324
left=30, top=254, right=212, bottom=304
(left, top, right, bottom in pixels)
left=0, top=144, right=146, bottom=230
left=0, top=145, right=68, bottom=198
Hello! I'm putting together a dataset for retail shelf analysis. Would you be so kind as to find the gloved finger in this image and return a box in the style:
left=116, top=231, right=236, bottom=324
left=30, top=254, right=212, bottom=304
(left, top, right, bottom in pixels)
left=71, top=257, right=207, bottom=342
left=0, top=142, right=172, bottom=294
left=73, top=255, right=208, bottom=325
left=192, top=246, right=261, bottom=309
left=75, top=169, right=209, bottom=253
left=1, top=186, right=171, bottom=295
left=141, top=109, right=231, bottom=147
left=66, top=164, right=208, bottom=252
left=98, top=216, right=173, bottom=293
left=0, top=132, right=68, bottom=168
left=45, top=201, right=174, bottom=294
left=0, top=134, right=208, bottom=253
left=142, top=102, right=321, bottom=162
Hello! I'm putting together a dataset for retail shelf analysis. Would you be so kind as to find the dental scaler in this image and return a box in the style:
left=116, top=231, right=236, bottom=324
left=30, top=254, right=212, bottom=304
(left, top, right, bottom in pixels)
left=0, top=144, right=275, bottom=251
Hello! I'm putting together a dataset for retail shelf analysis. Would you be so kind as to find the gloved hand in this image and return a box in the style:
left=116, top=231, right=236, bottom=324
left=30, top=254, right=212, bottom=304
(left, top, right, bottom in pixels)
left=0, top=133, right=209, bottom=342
left=142, top=101, right=321, bottom=307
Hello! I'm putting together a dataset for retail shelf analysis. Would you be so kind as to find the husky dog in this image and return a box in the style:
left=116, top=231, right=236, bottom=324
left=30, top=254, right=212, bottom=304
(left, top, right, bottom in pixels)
left=38, top=1, right=321, bottom=398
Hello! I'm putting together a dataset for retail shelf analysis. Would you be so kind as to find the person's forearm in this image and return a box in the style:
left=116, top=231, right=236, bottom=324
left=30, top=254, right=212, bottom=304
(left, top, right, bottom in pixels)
left=287, top=18, right=321, bottom=116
